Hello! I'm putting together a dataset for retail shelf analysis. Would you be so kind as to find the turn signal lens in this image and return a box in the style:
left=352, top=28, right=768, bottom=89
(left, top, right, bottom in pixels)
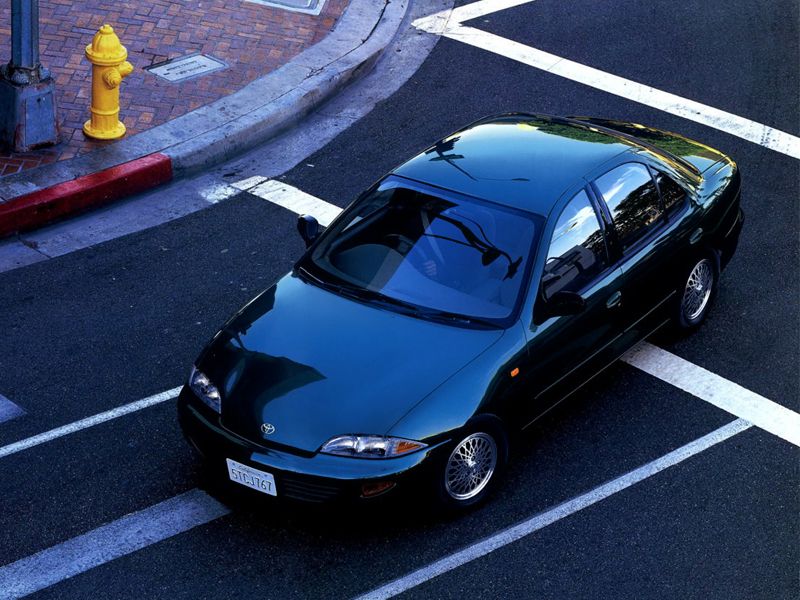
left=395, top=440, right=425, bottom=455
left=361, top=481, right=396, bottom=498
left=320, top=435, right=427, bottom=458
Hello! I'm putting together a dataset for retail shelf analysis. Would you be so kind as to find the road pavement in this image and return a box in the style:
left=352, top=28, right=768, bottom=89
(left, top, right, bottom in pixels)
left=0, top=1, right=797, bottom=598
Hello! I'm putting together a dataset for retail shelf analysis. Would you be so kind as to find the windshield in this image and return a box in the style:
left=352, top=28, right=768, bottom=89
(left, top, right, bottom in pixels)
left=298, top=178, right=541, bottom=326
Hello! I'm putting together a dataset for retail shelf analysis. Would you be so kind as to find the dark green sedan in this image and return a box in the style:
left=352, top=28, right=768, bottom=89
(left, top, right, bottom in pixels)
left=178, top=114, right=743, bottom=510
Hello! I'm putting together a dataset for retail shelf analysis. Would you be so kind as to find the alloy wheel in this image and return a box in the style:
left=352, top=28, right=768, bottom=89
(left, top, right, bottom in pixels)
left=682, top=258, right=714, bottom=322
left=444, top=432, right=497, bottom=501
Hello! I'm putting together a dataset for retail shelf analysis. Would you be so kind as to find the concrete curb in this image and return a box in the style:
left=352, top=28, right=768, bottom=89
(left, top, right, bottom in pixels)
left=0, top=153, right=172, bottom=238
left=0, top=0, right=408, bottom=237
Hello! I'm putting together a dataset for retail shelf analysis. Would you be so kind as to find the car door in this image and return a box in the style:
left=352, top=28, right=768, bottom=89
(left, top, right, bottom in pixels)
left=591, top=162, right=688, bottom=340
left=515, top=188, right=626, bottom=427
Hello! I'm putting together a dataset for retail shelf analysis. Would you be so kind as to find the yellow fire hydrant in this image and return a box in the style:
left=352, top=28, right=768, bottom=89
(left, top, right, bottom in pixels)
left=83, top=24, right=133, bottom=140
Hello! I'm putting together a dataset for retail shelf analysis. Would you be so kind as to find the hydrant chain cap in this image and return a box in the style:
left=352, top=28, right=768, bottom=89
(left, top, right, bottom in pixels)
left=85, top=24, right=128, bottom=66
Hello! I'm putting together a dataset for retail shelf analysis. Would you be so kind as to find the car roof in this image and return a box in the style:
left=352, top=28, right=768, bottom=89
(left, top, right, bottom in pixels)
left=391, top=113, right=640, bottom=216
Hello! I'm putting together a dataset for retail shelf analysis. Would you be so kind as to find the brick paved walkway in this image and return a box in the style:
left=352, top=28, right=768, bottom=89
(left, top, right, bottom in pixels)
left=0, top=0, right=347, bottom=178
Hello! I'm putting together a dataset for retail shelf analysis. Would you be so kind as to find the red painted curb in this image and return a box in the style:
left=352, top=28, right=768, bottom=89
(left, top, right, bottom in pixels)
left=0, top=153, right=173, bottom=238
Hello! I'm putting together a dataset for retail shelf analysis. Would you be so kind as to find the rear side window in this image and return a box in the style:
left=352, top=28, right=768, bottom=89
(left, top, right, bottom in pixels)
left=595, top=163, right=663, bottom=250
left=653, top=171, right=686, bottom=216
left=542, top=189, right=607, bottom=298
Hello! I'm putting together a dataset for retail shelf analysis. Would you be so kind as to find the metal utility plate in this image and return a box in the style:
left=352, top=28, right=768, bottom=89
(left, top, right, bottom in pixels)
left=146, top=54, right=227, bottom=83
left=245, top=0, right=327, bottom=15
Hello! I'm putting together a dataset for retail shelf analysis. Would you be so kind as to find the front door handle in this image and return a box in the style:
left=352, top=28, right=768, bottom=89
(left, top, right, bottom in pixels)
left=606, top=291, right=622, bottom=309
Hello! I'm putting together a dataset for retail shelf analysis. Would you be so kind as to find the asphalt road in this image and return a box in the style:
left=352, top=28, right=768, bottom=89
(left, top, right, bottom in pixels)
left=0, top=1, right=798, bottom=598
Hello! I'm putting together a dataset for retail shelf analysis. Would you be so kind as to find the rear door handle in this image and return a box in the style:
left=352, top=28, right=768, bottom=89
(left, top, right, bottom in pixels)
left=606, top=291, right=622, bottom=309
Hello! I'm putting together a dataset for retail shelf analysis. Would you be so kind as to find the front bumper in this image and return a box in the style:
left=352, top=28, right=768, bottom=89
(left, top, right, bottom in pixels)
left=177, top=387, right=445, bottom=504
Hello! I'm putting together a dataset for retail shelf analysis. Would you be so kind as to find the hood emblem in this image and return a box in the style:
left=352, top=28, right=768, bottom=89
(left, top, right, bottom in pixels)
left=261, top=423, right=276, bottom=435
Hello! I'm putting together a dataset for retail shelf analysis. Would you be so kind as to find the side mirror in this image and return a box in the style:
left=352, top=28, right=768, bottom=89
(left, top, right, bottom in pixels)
left=535, top=289, right=585, bottom=324
left=297, top=214, right=320, bottom=248
left=546, top=290, right=586, bottom=316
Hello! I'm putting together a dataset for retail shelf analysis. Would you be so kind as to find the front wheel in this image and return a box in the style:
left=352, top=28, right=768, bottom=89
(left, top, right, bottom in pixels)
left=674, top=253, right=719, bottom=330
left=433, top=424, right=508, bottom=511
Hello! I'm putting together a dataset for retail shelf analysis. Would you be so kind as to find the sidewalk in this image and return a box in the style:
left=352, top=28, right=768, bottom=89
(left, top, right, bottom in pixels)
left=0, top=0, right=347, bottom=177
left=0, top=0, right=407, bottom=238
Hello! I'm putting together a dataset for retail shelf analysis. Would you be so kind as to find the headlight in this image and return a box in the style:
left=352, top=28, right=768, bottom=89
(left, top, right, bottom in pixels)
left=189, top=366, right=221, bottom=413
left=320, top=435, right=427, bottom=458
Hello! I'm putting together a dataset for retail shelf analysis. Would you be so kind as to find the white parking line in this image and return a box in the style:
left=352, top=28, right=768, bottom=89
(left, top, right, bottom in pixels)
left=0, top=387, right=181, bottom=459
left=413, top=1, right=800, bottom=160
left=0, top=489, right=229, bottom=599
left=0, top=394, right=25, bottom=424
left=355, top=419, right=752, bottom=600
left=622, top=342, right=800, bottom=447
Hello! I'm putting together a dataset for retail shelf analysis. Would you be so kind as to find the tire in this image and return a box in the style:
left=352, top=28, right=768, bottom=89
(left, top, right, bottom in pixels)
left=673, top=251, right=719, bottom=331
left=433, top=421, right=508, bottom=511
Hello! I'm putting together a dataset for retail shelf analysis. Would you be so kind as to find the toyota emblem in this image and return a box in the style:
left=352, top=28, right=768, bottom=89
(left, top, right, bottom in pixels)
left=261, top=423, right=276, bottom=435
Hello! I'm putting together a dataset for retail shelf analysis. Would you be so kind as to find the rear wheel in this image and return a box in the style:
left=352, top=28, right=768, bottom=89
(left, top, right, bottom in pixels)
left=674, top=253, right=719, bottom=330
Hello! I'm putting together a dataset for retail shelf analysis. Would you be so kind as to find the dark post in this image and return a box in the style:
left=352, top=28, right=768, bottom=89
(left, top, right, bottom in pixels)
left=0, top=0, right=58, bottom=152
left=12, top=0, right=40, bottom=69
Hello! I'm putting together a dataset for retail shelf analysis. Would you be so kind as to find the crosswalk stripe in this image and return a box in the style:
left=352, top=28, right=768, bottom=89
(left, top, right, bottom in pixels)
left=413, top=2, right=800, bottom=160
left=622, top=343, right=800, bottom=447
left=246, top=179, right=343, bottom=226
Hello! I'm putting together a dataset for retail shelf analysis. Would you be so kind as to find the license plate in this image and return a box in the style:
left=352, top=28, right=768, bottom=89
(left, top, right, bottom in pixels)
left=226, top=458, right=277, bottom=497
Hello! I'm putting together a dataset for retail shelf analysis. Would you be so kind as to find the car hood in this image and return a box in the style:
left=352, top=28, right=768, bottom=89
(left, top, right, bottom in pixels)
left=197, top=273, right=505, bottom=454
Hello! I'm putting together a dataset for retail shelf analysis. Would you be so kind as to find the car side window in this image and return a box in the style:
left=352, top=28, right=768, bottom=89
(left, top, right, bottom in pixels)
left=542, top=189, right=607, bottom=299
left=653, top=170, right=686, bottom=217
left=594, top=163, right=663, bottom=251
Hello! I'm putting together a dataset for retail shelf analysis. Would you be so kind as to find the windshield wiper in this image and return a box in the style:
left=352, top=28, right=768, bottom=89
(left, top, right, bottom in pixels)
left=335, top=286, right=418, bottom=311
left=295, top=264, right=352, bottom=297
left=297, top=264, right=330, bottom=288
left=360, top=292, right=498, bottom=328
left=296, top=264, right=322, bottom=284
left=413, top=307, right=498, bottom=328
left=297, top=268, right=402, bottom=309
left=297, top=266, right=498, bottom=328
